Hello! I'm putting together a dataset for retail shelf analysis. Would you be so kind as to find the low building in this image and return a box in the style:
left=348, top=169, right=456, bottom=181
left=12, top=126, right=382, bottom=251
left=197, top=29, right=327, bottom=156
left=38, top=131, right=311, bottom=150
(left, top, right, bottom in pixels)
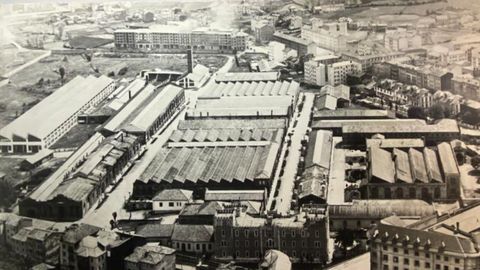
left=134, top=224, right=174, bottom=246
left=315, top=85, right=350, bottom=110
left=313, top=109, right=395, bottom=120
left=19, top=149, right=54, bottom=171
left=152, top=189, right=194, bottom=213
left=176, top=64, right=210, bottom=89
left=124, top=245, right=176, bottom=270
left=214, top=72, right=279, bottom=83
left=178, top=201, right=224, bottom=225
left=60, top=223, right=101, bottom=270
left=20, top=132, right=141, bottom=221
left=328, top=199, right=436, bottom=231
left=252, top=19, right=275, bottom=44
left=214, top=206, right=329, bottom=265
left=298, top=130, right=333, bottom=205
left=204, top=189, right=267, bottom=206
left=171, top=224, right=214, bottom=254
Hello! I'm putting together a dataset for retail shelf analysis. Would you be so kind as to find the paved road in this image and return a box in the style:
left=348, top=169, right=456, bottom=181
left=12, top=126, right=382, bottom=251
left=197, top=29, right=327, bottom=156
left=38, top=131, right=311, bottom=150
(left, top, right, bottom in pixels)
left=81, top=109, right=186, bottom=228
left=274, top=92, right=314, bottom=215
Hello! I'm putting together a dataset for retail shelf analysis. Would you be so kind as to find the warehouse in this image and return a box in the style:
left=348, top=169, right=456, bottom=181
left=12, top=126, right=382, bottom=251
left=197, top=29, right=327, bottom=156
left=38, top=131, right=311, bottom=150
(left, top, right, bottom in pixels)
left=133, top=125, right=283, bottom=198
left=19, top=132, right=140, bottom=221
left=102, top=83, right=185, bottom=143
left=0, top=75, right=114, bottom=154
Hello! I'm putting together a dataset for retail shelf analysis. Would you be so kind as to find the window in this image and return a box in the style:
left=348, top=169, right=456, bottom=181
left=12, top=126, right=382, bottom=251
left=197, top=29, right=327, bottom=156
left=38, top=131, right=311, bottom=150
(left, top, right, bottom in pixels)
left=435, top=265, right=440, bottom=270
left=159, top=202, right=163, bottom=207
left=415, top=251, right=419, bottom=256
left=393, top=256, right=398, bottom=263
left=426, top=253, right=430, bottom=258
left=383, top=245, right=388, bottom=251
left=415, top=260, right=420, bottom=267
left=404, top=249, right=409, bottom=255
left=254, top=230, right=258, bottom=237
left=393, top=247, right=398, bottom=252
left=443, top=266, right=449, bottom=270
left=444, top=256, right=449, bottom=262
left=235, top=230, right=239, bottom=237
left=169, top=202, right=174, bottom=207
left=404, top=258, right=409, bottom=264
left=425, top=262, right=431, bottom=268
left=245, top=240, right=249, bottom=246
left=383, top=255, right=388, bottom=261
left=454, top=258, right=460, bottom=264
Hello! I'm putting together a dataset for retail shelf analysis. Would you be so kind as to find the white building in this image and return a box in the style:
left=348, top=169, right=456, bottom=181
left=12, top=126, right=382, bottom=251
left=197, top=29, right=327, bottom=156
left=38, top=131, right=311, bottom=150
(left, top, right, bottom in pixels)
left=384, top=30, right=422, bottom=51
left=0, top=75, right=114, bottom=154
left=327, top=60, right=362, bottom=86
left=268, top=41, right=297, bottom=63
left=301, top=19, right=347, bottom=52
left=304, top=60, right=326, bottom=86
left=152, top=189, right=194, bottom=212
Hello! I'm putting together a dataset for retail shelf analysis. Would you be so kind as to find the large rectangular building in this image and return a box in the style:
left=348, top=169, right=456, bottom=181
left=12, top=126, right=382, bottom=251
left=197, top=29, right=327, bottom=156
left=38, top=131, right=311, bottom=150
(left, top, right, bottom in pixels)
left=114, top=25, right=247, bottom=53
left=102, top=83, right=185, bottom=143
left=0, top=75, right=114, bottom=154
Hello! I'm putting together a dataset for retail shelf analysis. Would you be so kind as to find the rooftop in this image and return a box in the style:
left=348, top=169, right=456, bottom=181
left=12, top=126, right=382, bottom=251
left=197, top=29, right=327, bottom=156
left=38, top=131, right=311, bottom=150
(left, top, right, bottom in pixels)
left=125, top=245, right=175, bottom=265
left=0, top=75, right=113, bottom=140
left=305, top=130, right=333, bottom=170
left=178, top=119, right=287, bottom=130
left=171, top=224, right=214, bottom=242
left=204, top=189, right=266, bottom=202
left=198, top=80, right=299, bottom=99
left=152, top=189, right=193, bottom=201
left=215, top=72, right=279, bottom=82
left=314, top=109, right=395, bottom=120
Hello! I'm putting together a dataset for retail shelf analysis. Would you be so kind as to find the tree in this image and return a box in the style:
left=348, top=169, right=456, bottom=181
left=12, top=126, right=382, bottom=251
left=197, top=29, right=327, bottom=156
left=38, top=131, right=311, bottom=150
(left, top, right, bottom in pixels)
left=407, top=106, right=426, bottom=119
left=58, top=66, right=65, bottom=81
left=462, top=111, right=480, bottom=126
left=0, top=178, right=16, bottom=209
left=472, top=155, right=480, bottom=170
left=429, top=104, right=446, bottom=120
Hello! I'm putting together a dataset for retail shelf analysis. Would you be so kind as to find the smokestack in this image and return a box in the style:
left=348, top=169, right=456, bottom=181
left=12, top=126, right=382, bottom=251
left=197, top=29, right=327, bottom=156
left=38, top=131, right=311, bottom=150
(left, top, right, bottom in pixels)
left=128, top=90, right=131, bottom=100
left=187, top=48, right=194, bottom=73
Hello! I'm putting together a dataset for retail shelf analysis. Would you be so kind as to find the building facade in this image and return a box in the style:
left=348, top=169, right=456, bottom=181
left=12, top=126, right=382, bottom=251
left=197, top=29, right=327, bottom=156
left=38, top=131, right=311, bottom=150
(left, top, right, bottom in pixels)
left=214, top=207, right=329, bottom=265
left=114, top=26, right=247, bottom=53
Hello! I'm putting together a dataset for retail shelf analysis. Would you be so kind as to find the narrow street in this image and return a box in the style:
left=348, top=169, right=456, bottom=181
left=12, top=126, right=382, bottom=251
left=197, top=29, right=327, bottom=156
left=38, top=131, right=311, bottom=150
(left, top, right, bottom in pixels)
left=273, top=92, right=314, bottom=215
left=81, top=109, right=186, bottom=228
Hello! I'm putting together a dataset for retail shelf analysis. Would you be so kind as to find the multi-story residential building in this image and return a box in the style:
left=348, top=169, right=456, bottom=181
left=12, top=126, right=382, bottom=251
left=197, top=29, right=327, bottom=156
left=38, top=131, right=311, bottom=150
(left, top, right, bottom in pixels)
left=60, top=223, right=101, bottom=270
left=304, top=60, right=326, bottom=86
left=375, top=61, right=454, bottom=91
left=471, top=47, right=480, bottom=68
left=327, top=60, right=362, bottom=86
left=114, top=26, right=247, bottom=53
left=370, top=203, right=480, bottom=270
left=342, top=50, right=405, bottom=72
left=124, top=245, right=176, bottom=270
left=384, top=30, right=422, bottom=52
left=301, top=19, right=347, bottom=52
left=362, top=142, right=460, bottom=202
left=214, top=206, right=329, bottom=265
left=0, top=75, right=114, bottom=154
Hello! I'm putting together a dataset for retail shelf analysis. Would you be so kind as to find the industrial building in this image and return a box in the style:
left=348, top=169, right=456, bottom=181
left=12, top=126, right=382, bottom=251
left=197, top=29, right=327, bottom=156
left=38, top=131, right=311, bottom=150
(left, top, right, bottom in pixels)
left=19, top=132, right=140, bottom=221
left=363, top=142, right=460, bottom=202
left=0, top=75, right=114, bottom=154
left=101, top=83, right=185, bottom=143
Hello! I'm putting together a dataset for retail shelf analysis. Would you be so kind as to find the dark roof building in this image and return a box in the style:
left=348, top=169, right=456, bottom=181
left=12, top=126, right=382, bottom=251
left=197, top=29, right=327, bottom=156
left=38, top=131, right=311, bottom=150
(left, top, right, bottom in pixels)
left=124, top=245, right=175, bottom=270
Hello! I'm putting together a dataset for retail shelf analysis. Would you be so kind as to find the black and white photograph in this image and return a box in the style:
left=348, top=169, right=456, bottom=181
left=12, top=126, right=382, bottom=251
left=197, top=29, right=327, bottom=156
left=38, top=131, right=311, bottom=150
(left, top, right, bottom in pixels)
left=0, top=0, right=479, bottom=269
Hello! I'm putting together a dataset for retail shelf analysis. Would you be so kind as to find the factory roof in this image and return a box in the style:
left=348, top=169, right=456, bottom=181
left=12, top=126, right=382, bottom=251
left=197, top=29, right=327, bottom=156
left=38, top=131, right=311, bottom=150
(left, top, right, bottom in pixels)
left=423, top=148, right=443, bottom=183
left=46, top=177, right=96, bottom=202
left=437, top=142, right=459, bottom=176
left=342, top=119, right=459, bottom=134
left=366, top=138, right=425, bottom=149
left=0, top=75, right=113, bottom=141
left=178, top=119, right=287, bottom=130
left=139, top=143, right=280, bottom=184
left=215, top=72, right=279, bottom=82
left=316, top=94, right=337, bottom=110
left=198, top=80, right=299, bottom=98
left=314, top=109, right=395, bottom=120
left=408, top=148, right=429, bottom=183
left=273, top=31, right=314, bottom=46
left=305, top=130, right=333, bottom=169
left=393, top=148, right=413, bottom=184
left=369, top=147, right=395, bottom=183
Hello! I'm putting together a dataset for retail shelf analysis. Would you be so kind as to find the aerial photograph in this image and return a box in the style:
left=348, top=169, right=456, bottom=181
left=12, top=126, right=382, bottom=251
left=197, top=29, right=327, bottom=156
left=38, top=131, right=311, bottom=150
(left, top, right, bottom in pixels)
left=0, top=0, right=479, bottom=269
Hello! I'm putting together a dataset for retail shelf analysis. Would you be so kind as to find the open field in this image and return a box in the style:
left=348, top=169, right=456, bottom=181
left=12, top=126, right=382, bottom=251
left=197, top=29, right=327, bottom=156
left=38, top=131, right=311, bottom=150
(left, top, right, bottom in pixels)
left=0, top=54, right=227, bottom=129
left=51, top=124, right=99, bottom=150
left=0, top=45, right=47, bottom=75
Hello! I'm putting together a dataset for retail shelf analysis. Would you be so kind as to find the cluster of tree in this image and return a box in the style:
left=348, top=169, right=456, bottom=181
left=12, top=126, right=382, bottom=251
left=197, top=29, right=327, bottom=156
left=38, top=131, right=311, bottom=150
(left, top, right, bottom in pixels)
left=472, top=155, right=480, bottom=170
left=407, top=104, right=452, bottom=120
left=0, top=178, right=16, bottom=209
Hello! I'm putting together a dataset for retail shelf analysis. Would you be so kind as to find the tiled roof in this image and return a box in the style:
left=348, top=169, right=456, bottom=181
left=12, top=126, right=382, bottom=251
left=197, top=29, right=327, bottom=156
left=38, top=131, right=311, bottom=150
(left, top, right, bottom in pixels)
left=47, top=177, right=97, bottom=202
left=393, top=148, right=413, bottom=184
left=179, top=201, right=223, bottom=216
left=135, top=224, right=174, bottom=239
left=125, top=245, right=175, bottom=265
left=178, top=119, right=287, bottom=130
left=369, top=147, right=395, bottom=183
left=408, top=148, right=429, bottom=183
left=62, top=223, right=101, bottom=244
left=198, top=80, right=299, bottom=98
left=437, top=142, right=459, bottom=175
left=423, top=148, right=443, bottom=183
left=152, top=189, right=193, bottom=201
left=204, top=189, right=266, bottom=201
left=305, top=130, right=333, bottom=169
left=171, top=224, right=214, bottom=242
